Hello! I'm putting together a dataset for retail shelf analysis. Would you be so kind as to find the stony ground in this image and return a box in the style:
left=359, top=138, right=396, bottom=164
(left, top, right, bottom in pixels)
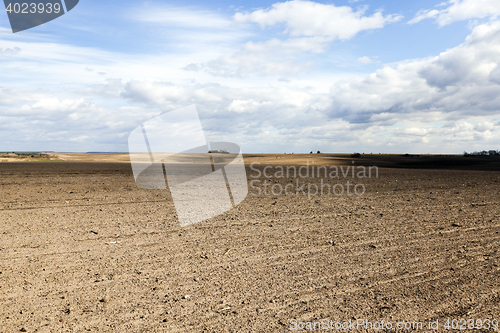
left=0, top=158, right=499, bottom=332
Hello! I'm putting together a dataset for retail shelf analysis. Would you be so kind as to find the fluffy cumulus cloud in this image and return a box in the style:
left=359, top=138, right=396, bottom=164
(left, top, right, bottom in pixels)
left=358, top=56, right=374, bottom=64
left=409, top=0, right=500, bottom=26
left=91, top=18, right=500, bottom=152
left=0, top=94, right=158, bottom=151
left=333, top=21, right=500, bottom=118
left=234, top=0, right=402, bottom=39
left=0, top=79, right=336, bottom=152
left=120, top=79, right=332, bottom=145
left=183, top=1, right=403, bottom=78
left=326, top=21, right=500, bottom=149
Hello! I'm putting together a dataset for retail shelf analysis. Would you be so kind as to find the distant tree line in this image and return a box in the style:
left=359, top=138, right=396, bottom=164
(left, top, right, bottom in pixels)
left=463, top=150, right=500, bottom=156
left=208, top=149, right=229, bottom=154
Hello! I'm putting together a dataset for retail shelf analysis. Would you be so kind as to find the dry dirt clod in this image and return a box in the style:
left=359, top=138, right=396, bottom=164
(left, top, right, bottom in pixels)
left=100, top=296, right=110, bottom=303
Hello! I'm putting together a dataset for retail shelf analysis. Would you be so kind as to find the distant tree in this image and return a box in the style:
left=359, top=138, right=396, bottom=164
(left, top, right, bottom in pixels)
left=317, top=151, right=321, bottom=154
left=208, top=149, right=229, bottom=154
left=463, top=150, right=500, bottom=156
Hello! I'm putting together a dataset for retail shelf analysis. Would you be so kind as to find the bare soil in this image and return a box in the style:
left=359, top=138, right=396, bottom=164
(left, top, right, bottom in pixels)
left=0, top=155, right=499, bottom=332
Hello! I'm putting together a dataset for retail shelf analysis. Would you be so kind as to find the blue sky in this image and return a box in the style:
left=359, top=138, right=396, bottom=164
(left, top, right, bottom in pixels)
left=1, top=0, right=500, bottom=153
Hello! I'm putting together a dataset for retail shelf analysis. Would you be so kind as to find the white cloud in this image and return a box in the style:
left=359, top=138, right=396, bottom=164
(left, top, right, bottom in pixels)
left=0, top=88, right=45, bottom=106
left=109, top=69, right=500, bottom=152
left=70, top=135, right=89, bottom=142
left=396, top=127, right=430, bottom=136
left=474, top=121, right=497, bottom=132
left=234, top=0, right=402, bottom=39
left=330, top=21, right=500, bottom=126
left=0, top=78, right=337, bottom=152
left=2, top=98, right=96, bottom=118
left=227, top=100, right=274, bottom=113
left=0, top=93, right=159, bottom=152
left=183, top=37, right=328, bottom=77
left=0, top=47, right=21, bottom=56
left=180, top=1, right=402, bottom=78
left=129, top=4, right=251, bottom=52
left=358, top=56, right=374, bottom=64
left=409, top=0, right=500, bottom=26
left=121, top=80, right=190, bottom=107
